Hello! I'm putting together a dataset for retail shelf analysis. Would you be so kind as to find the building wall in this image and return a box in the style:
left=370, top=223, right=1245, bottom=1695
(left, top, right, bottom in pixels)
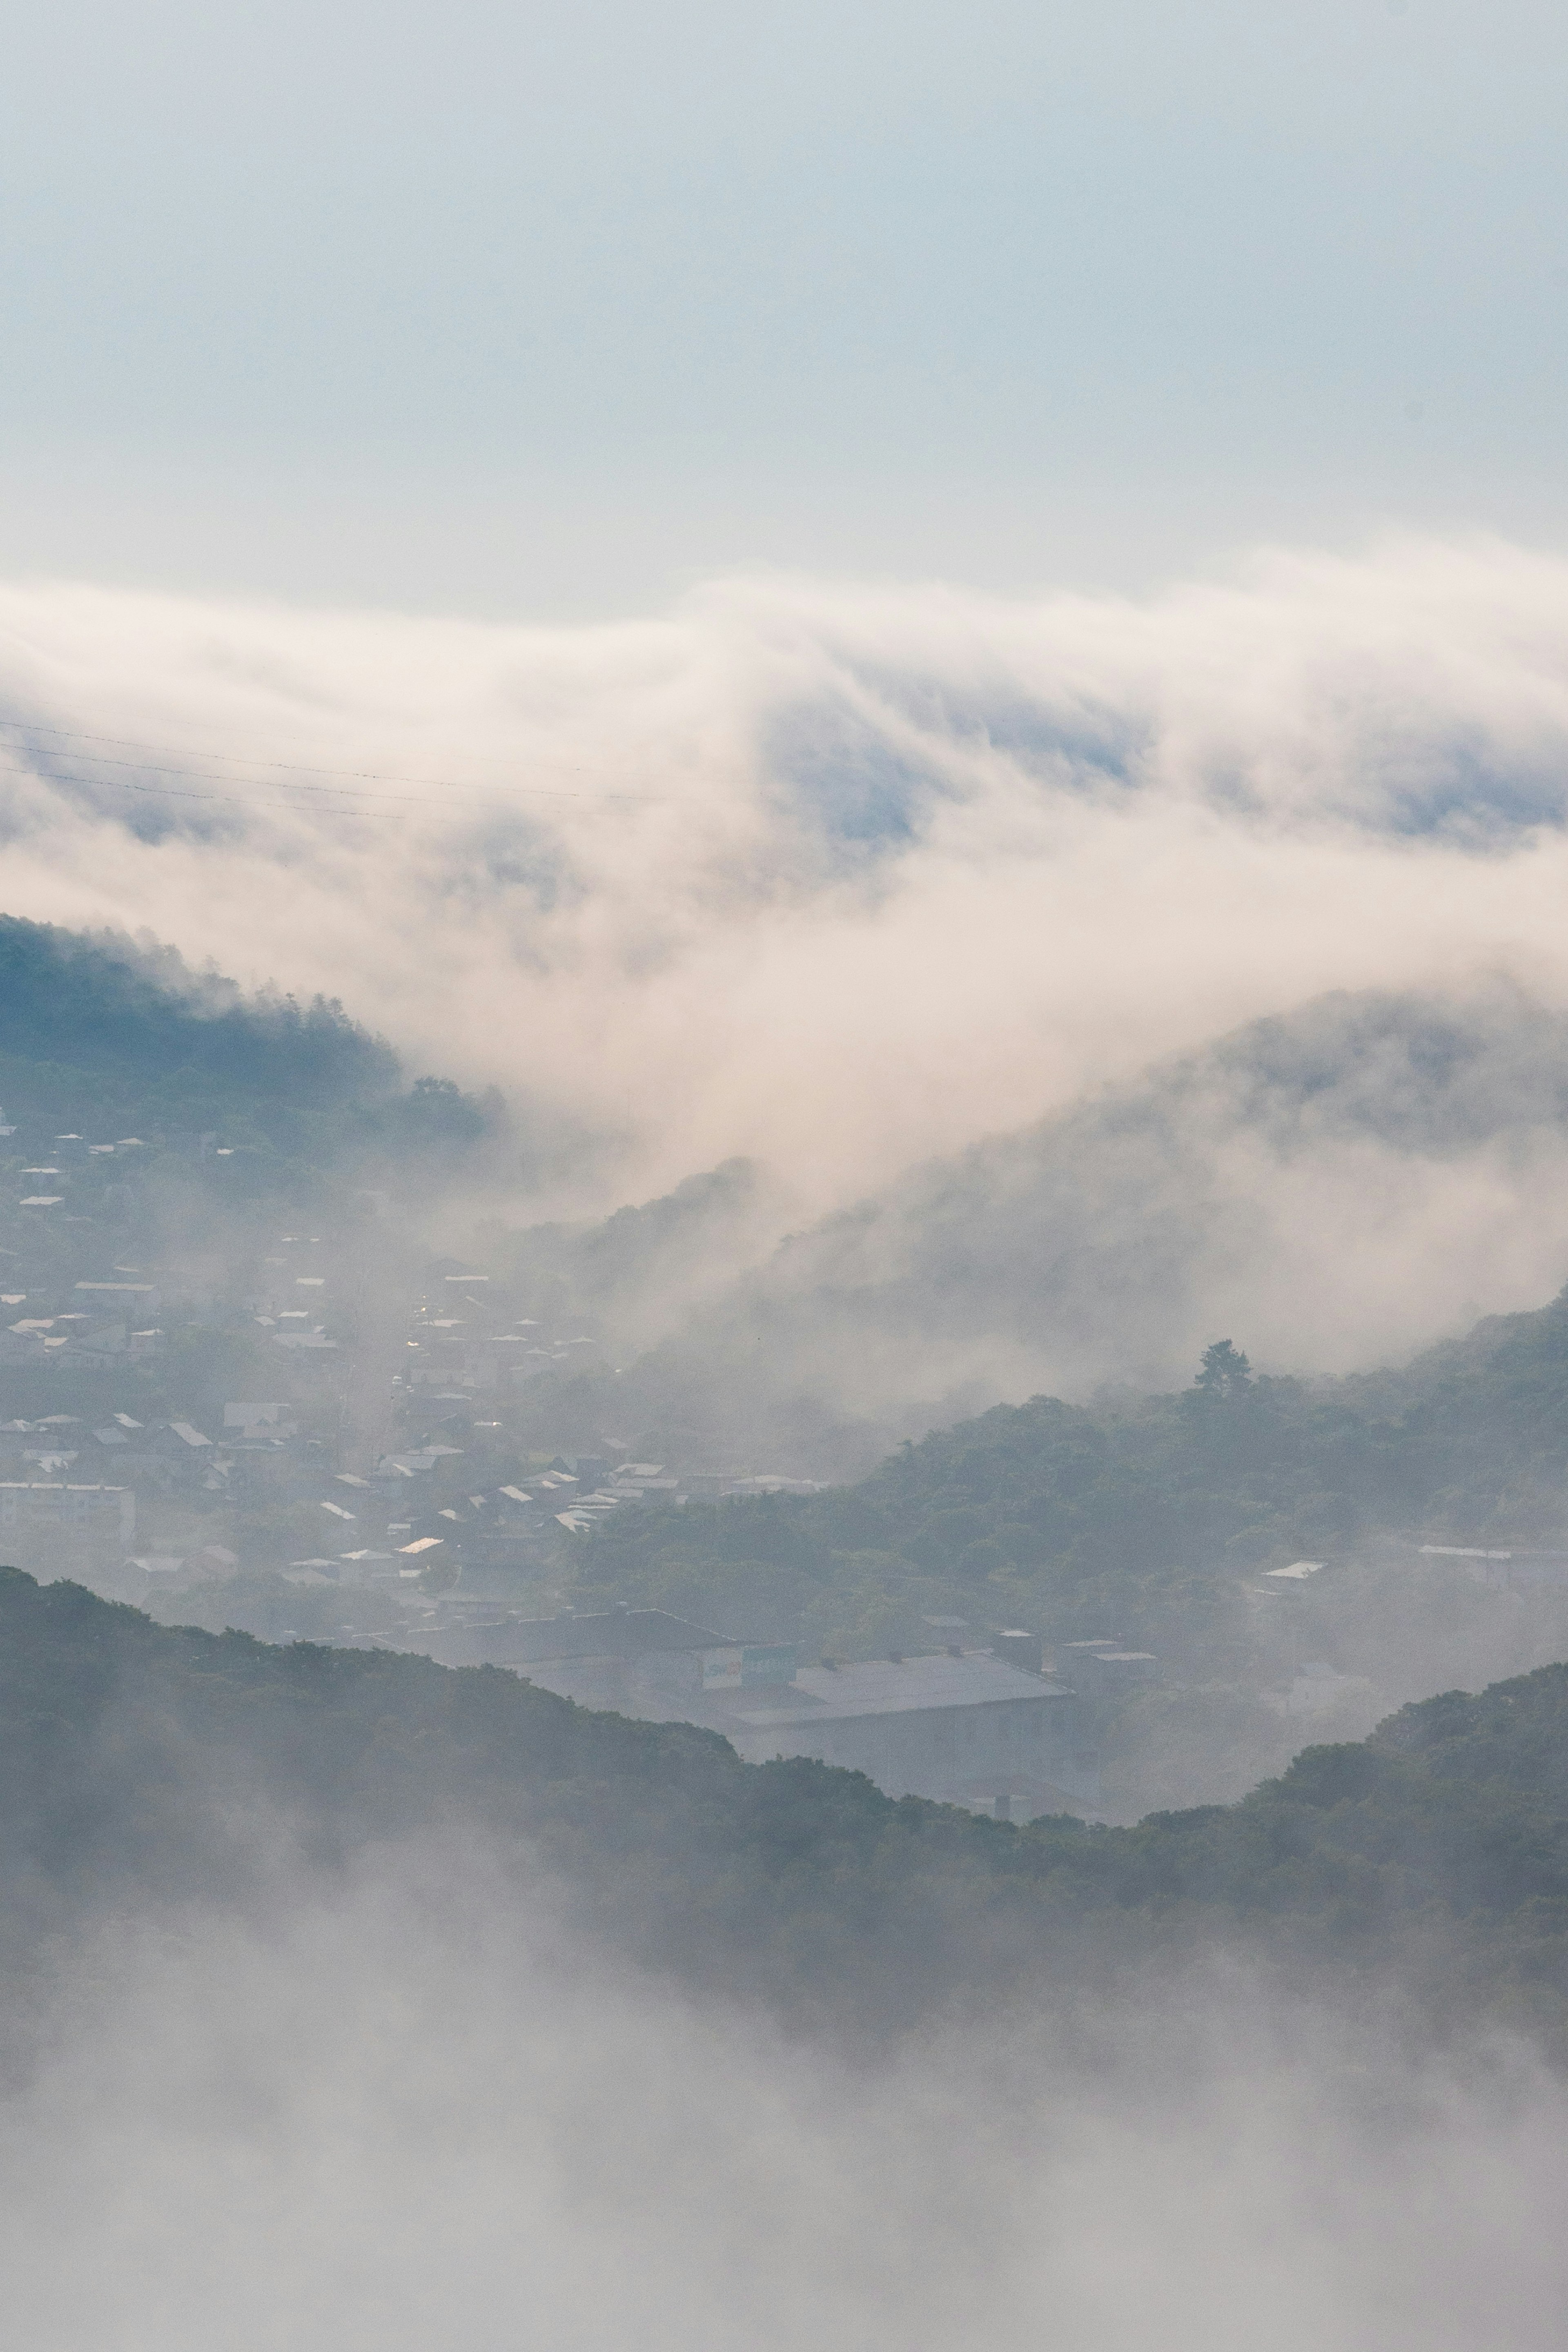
left=0, top=1480, right=136, bottom=1570
left=733, top=1695, right=1097, bottom=1810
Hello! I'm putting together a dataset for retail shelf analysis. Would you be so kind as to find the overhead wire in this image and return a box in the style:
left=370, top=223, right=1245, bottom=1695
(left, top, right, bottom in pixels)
left=0, top=755, right=411, bottom=817
left=0, top=715, right=664, bottom=811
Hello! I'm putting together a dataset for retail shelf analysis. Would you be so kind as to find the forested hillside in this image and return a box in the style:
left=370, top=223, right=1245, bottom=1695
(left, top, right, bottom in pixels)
left=0, top=915, right=497, bottom=1185
left=572, top=1303, right=1568, bottom=1666
left=5, top=1567, right=1568, bottom=2041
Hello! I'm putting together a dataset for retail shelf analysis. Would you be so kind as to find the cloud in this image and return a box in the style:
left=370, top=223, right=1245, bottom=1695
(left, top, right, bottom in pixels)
left=681, top=982, right=1568, bottom=1429
left=5, top=1850, right=1568, bottom=2352
left=6, top=534, right=1568, bottom=1261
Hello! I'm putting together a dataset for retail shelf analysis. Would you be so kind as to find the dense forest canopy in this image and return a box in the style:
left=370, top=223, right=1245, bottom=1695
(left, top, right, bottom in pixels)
left=5, top=1567, right=1568, bottom=2040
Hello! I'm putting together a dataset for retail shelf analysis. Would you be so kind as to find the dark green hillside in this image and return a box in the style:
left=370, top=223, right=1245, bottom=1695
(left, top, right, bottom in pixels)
left=0, top=914, right=494, bottom=1149
left=0, top=916, right=497, bottom=1209
left=0, top=915, right=397, bottom=1105
left=574, top=1305, right=1568, bottom=1664
left=6, top=1568, right=1568, bottom=2036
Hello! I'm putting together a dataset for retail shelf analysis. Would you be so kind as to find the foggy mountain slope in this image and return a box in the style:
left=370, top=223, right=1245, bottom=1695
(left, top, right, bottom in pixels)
left=477, top=1158, right=785, bottom=1353
left=7, top=1566, right=1568, bottom=2042
left=583, top=984, right=1568, bottom=1466
left=20, top=547, right=1568, bottom=1238
left=0, top=914, right=396, bottom=1105
left=0, top=912, right=499, bottom=1169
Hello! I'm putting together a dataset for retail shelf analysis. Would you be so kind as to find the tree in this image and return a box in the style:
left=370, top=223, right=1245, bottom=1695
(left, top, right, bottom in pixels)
left=1194, top=1340, right=1252, bottom=1399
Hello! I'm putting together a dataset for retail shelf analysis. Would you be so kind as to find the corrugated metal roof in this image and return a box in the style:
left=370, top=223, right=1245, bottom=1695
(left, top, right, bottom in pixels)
left=735, top=1653, right=1071, bottom=1725
left=427, top=1608, right=734, bottom=1667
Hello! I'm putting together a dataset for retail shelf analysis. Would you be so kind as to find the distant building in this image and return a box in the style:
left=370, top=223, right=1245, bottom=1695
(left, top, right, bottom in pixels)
left=161, top=1421, right=214, bottom=1454
left=224, top=1402, right=292, bottom=1431
left=0, top=1479, right=136, bottom=1570
left=718, top=1653, right=1097, bottom=1817
left=74, top=1280, right=160, bottom=1316
left=416, top=1608, right=742, bottom=1711
left=406, top=1612, right=1098, bottom=1817
left=1061, top=1648, right=1159, bottom=1690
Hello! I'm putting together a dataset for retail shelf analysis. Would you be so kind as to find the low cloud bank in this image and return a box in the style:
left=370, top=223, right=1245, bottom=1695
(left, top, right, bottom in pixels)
left=1, top=538, right=1568, bottom=1218
left=706, top=982, right=1568, bottom=1418
left=4, top=1853, right=1566, bottom=2352
left=12, top=541, right=1568, bottom=1395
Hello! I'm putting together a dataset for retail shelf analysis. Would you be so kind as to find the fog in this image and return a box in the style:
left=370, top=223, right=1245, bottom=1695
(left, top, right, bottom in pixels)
left=4, top=537, right=1568, bottom=1236
left=4, top=1844, right=1566, bottom=2352
left=611, top=983, right=1568, bottom=1456
left=11, top=537, right=1568, bottom=1405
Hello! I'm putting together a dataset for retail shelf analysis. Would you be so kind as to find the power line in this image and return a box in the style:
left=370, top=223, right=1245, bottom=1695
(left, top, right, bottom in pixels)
left=0, top=766, right=409, bottom=823
left=0, top=750, right=625, bottom=820
left=1, top=753, right=584, bottom=811
left=0, top=716, right=661, bottom=807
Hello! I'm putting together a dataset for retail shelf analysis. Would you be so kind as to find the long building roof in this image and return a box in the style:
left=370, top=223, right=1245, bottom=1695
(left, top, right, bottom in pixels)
left=729, top=1652, right=1071, bottom=1726
left=421, top=1607, right=735, bottom=1667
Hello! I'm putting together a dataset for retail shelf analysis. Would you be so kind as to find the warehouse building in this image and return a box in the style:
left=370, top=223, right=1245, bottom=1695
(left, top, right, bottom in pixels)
left=414, top=1609, right=1097, bottom=1818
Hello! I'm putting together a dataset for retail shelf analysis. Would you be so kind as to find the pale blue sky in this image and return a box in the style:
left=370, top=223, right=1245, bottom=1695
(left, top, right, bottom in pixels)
left=2, top=0, right=1566, bottom=611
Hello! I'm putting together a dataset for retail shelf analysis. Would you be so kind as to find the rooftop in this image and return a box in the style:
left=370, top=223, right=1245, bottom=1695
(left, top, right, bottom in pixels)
left=734, top=1651, right=1072, bottom=1726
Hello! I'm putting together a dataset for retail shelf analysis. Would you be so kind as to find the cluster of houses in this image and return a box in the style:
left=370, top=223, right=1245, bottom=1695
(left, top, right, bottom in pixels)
left=0, top=1278, right=167, bottom=1370
left=529, top=1455, right=826, bottom=1534
left=396, top=1276, right=601, bottom=1393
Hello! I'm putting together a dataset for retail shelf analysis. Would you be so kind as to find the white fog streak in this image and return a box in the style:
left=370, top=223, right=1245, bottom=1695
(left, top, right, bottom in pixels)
left=4, top=1857, right=1565, bottom=2352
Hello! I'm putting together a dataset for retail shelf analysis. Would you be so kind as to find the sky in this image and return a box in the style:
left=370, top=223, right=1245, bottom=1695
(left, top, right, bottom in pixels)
left=4, top=1, right=1568, bottom=612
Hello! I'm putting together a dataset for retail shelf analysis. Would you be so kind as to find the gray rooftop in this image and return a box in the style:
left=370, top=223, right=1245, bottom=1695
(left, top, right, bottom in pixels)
left=732, top=1651, right=1071, bottom=1727
left=421, top=1607, right=736, bottom=1668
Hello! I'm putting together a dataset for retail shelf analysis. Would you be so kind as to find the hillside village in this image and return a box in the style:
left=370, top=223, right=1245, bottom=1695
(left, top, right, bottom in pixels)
left=0, top=1100, right=823, bottom=1616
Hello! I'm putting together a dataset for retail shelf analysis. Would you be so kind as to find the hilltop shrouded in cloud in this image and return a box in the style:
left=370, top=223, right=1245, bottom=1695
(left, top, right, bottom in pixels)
left=8, top=537, right=1568, bottom=1392
left=604, top=984, right=1568, bottom=1454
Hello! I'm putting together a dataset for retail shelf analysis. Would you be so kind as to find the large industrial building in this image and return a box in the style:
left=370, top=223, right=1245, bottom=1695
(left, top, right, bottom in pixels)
left=419, top=1607, right=1098, bottom=1819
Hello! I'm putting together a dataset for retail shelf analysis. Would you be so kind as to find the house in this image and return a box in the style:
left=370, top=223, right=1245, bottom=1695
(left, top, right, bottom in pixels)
left=1056, top=1642, right=1160, bottom=1689
left=74, top=1280, right=160, bottom=1317
left=122, top=1555, right=186, bottom=1589
left=141, top=1422, right=217, bottom=1486
left=457, top=1484, right=546, bottom=1563
left=120, top=1543, right=237, bottom=1595
left=222, top=1436, right=303, bottom=1501
left=0, top=1480, right=136, bottom=1564
left=72, top=1321, right=129, bottom=1366
left=161, top=1421, right=214, bottom=1454
left=224, top=1402, right=294, bottom=1433
left=0, top=1320, right=56, bottom=1365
